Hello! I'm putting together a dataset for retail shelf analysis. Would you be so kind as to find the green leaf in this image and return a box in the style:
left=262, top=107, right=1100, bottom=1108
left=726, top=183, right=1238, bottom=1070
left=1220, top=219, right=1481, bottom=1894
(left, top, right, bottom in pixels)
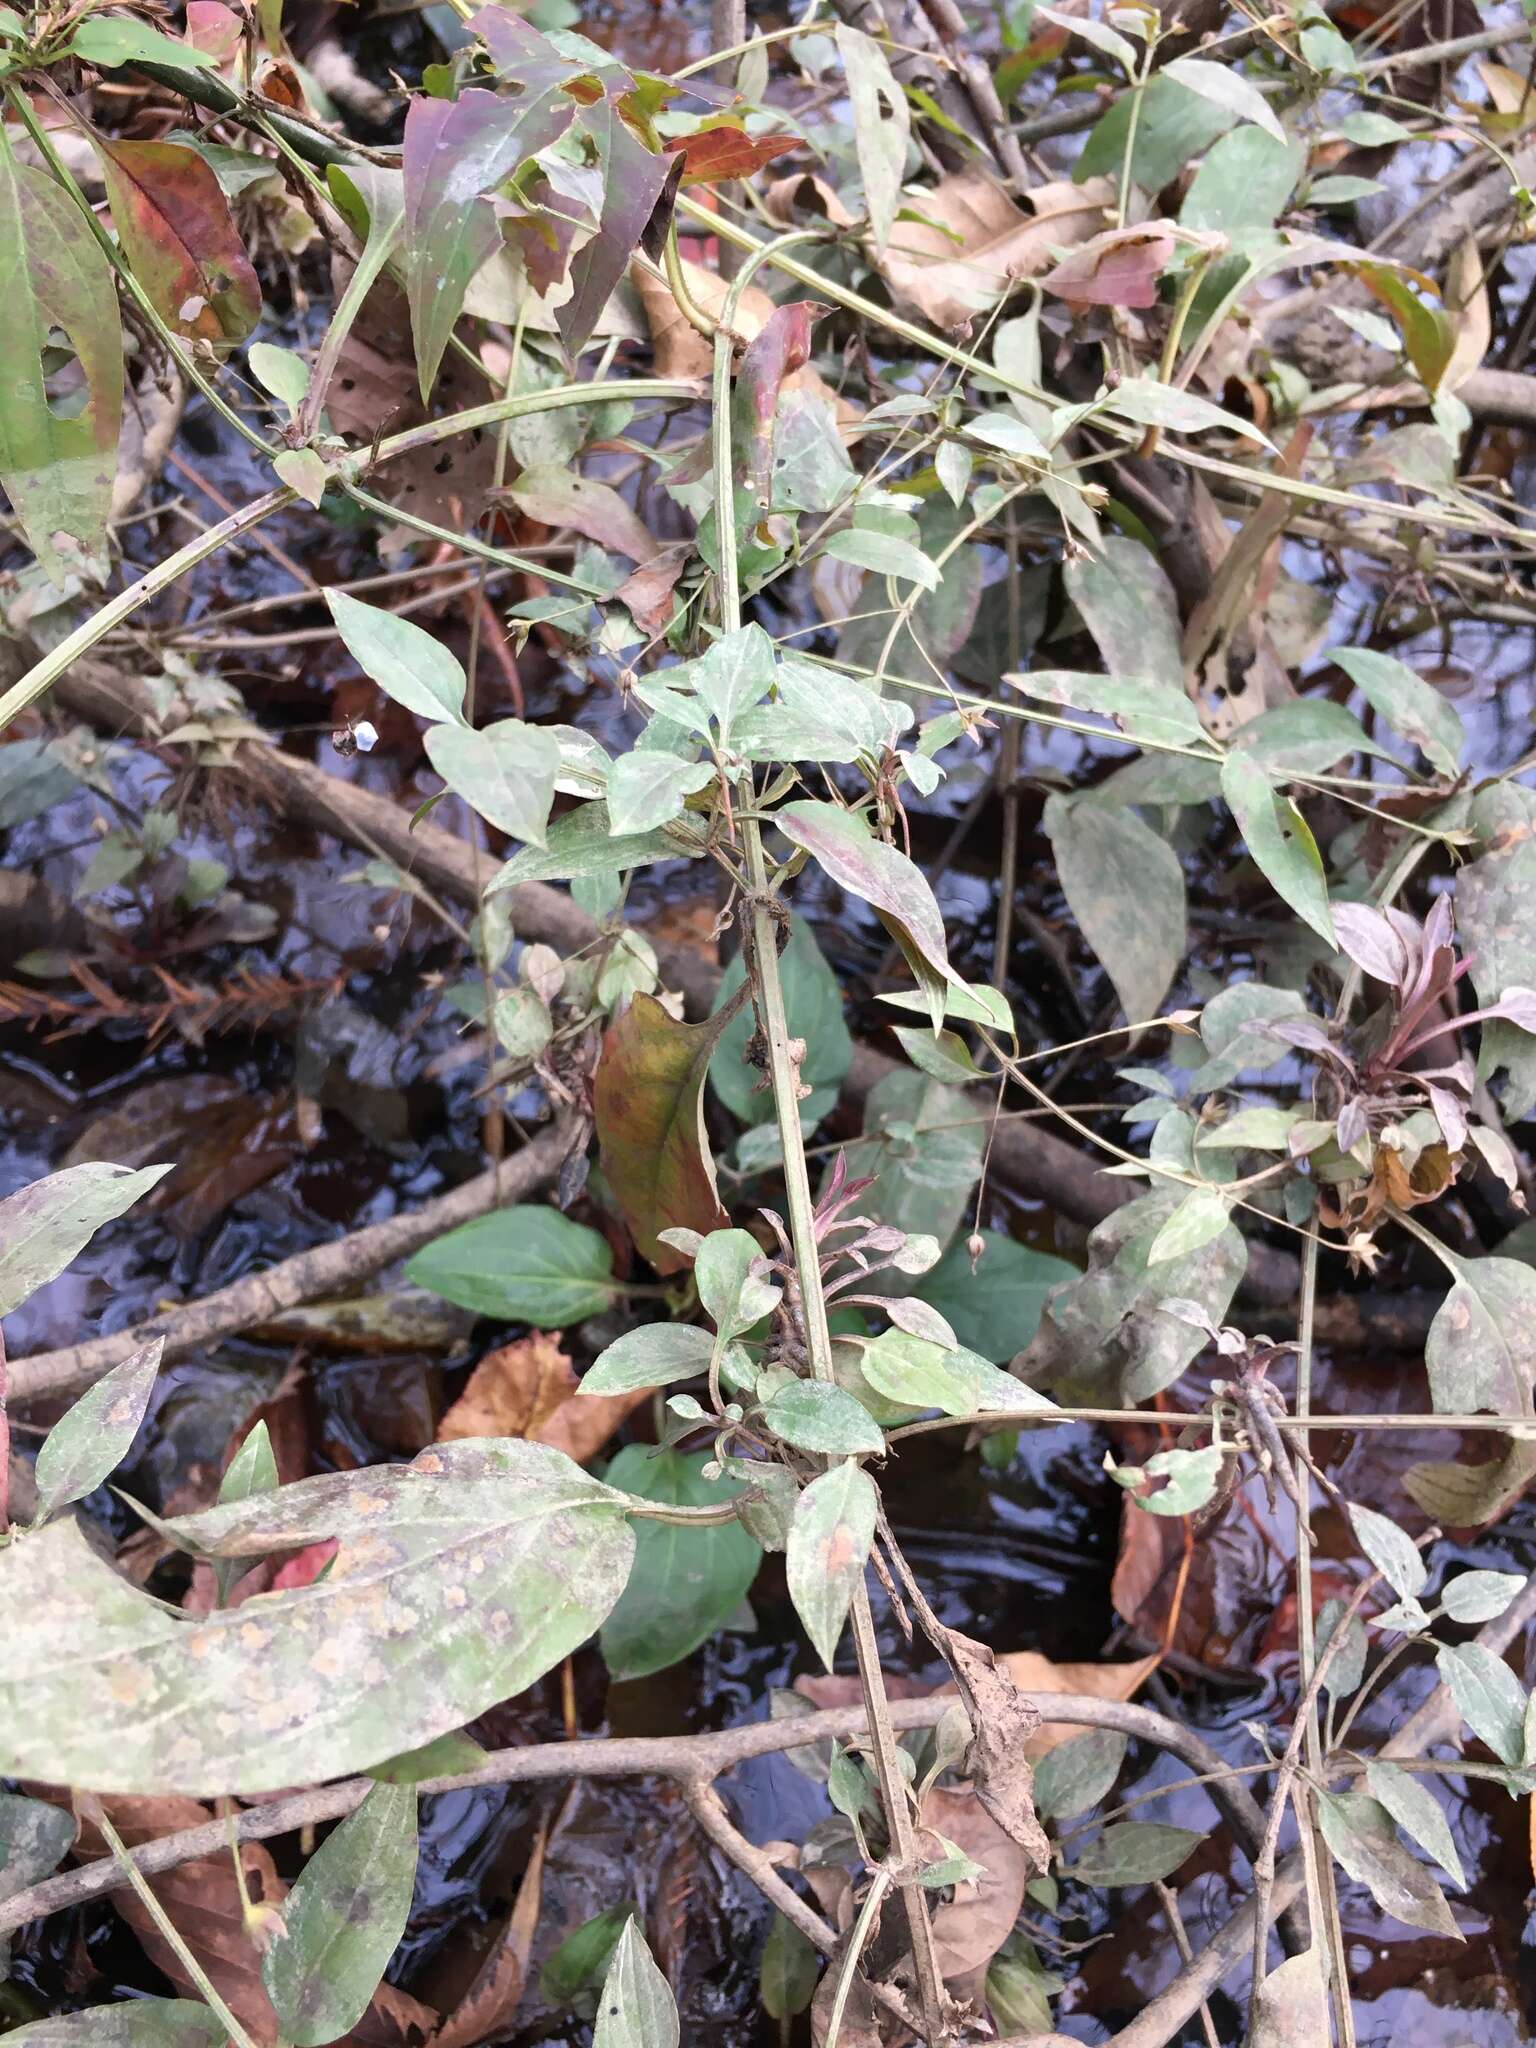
left=1317, top=1596, right=1367, bottom=1699
left=1182, top=125, right=1302, bottom=235
left=914, top=1235, right=1076, bottom=1364
left=1076, top=75, right=1234, bottom=191
left=824, top=527, right=940, bottom=591
left=71, top=17, right=218, bottom=70
left=1146, top=1187, right=1232, bottom=1264
left=593, top=1918, right=680, bottom=2048
left=696, top=1228, right=781, bottom=1337
left=765, top=1380, right=886, bottom=1455
left=1460, top=784, right=1536, bottom=1119
left=786, top=1462, right=878, bottom=1669
left=492, top=801, right=704, bottom=887
left=0, top=1441, right=635, bottom=1795
left=1435, top=1643, right=1528, bottom=1765
left=711, top=915, right=853, bottom=1125
left=406, top=1206, right=617, bottom=1327
left=877, top=979, right=1015, bottom=1035
left=326, top=589, right=467, bottom=726
left=0, top=2006, right=228, bottom=2047
left=1231, top=699, right=1383, bottom=774
left=858, top=1330, right=1055, bottom=1417
left=607, top=751, right=715, bottom=835
left=1044, top=794, right=1186, bottom=1025
left=1425, top=1257, right=1536, bottom=1415
left=0, top=130, right=124, bottom=585
left=833, top=24, right=910, bottom=249
left=891, top=1023, right=982, bottom=1084
left=1332, top=646, right=1464, bottom=778
left=248, top=341, right=311, bottom=411
left=759, top=1910, right=819, bottom=2018
left=1069, top=1822, right=1203, bottom=1887
left=1065, top=537, right=1184, bottom=694
left=1033, top=1729, right=1128, bottom=1821
left=32, top=1337, right=162, bottom=1522
left=1359, top=264, right=1457, bottom=393
left=600, top=1448, right=760, bottom=1680
left=1220, top=749, right=1335, bottom=942
left=1365, top=1761, right=1465, bottom=1890
left=1018, top=670, right=1207, bottom=748
left=1103, top=375, right=1273, bottom=447
left=369, top=1729, right=486, bottom=1783
left=1348, top=1504, right=1427, bottom=1604
left=262, top=1782, right=418, bottom=2046
left=425, top=719, right=561, bottom=844
left=1316, top=1790, right=1461, bottom=1938
left=1440, top=1570, right=1525, bottom=1624
left=1160, top=56, right=1285, bottom=144
left=1109, top=1443, right=1224, bottom=1516
left=0, top=1792, right=77, bottom=1977
left=0, top=1162, right=171, bottom=1319
left=581, top=1323, right=716, bottom=1395
left=541, top=1906, right=635, bottom=2008
left=733, top=658, right=907, bottom=766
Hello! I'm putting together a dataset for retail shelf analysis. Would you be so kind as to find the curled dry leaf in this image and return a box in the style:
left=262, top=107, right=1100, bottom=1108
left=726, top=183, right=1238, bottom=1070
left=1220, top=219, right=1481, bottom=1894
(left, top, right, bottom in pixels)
left=425, top=1816, right=547, bottom=2048
left=631, top=253, right=856, bottom=421
left=1040, top=222, right=1178, bottom=311
left=437, top=1329, right=648, bottom=1464
left=930, top=1628, right=1049, bottom=1874
left=874, top=170, right=1113, bottom=333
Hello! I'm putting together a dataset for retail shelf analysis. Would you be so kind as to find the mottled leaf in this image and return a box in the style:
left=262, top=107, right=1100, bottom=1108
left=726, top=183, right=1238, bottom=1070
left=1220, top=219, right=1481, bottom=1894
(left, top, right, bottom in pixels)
left=425, top=720, right=561, bottom=845
left=406, top=1207, right=618, bottom=1327
left=94, top=138, right=260, bottom=346
left=1044, top=794, right=1185, bottom=1025
left=32, top=1338, right=163, bottom=1522
left=858, top=1330, right=1054, bottom=1417
left=0, top=1792, right=76, bottom=1976
left=1316, top=1790, right=1461, bottom=1937
left=786, top=1462, right=877, bottom=1669
left=509, top=467, right=662, bottom=566
left=695, top=1228, right=781, bottom=1338
left=326, top=589, right=467, bottom=725
left=1440, top=1569, right=1525, bottom=1624
left=580, top=1323, right=715, bottom=1395
left=824, top=526, right=940, bottom=591
left=1365, top=1761, right=1465, bottom=1890
left=1348, top=1504, right=1427, bottom=1603
left=838, top=1071, right=982, bottom=1261
left=1251, top=1950, right=1329, bottom=2048
left=0, top=2006, right=226, bottom=2047
left=665, top=122, right=798, bottom=185
left=764, top=1380, right=885, bottom=1455
left=0, top=132, right=124, bottom=584
left=834, top=24, right=909, bottom=250
left=492, top=801, right=704, bottom=888
left=600, top=1447, right=760, bottom=1680
left=262, top=1782, right=418, bottom=2045
left=1332, top=646, right=1464, bottom=777
left=0, top=1441, right=635, bottom=1794
left=1434, top=1642, right=1528, bottom=1764
left=594, top=994, right=729, bottom=1272
left=607, top=751, right=715, bottom=836
left=1032, top=1729, right=1128, bottom=1821
left=1425, top=1257, right=1536, bottom=1415
left=1065, top=537, right=1184, bottom=694
left=558, top=103, right=674, bottom=357
left=0, top=1162, right=171, bottom=1320
left=1457, top=784, right=1536, bottom=1117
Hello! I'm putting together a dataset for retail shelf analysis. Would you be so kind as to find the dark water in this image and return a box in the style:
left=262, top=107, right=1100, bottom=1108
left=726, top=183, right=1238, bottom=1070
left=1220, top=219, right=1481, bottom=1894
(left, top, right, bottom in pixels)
left=4, top=4, right=1536, bottom=2042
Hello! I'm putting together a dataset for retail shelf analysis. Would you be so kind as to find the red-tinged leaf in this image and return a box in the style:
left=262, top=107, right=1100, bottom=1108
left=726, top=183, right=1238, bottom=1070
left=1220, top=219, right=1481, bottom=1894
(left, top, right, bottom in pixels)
left=404, top=84, right=578, bottom=399
left=557, top=102, right=676, bottom=355
left=504, top=189, right=581, bottom=296
left=664, top=123, right=800, bottom=185
left=0, top=130, right=123, bottom=585
left=593, top=993, right=729, bottom=1273
left=93, top=137, right=261, bottom=346
left=506, top=466, right=660, bottom=563
left=185, top=1, right=243, bottom=61
left=775, top=800, right=956, bottom=1006
left=615, top=544, right=690, bottom=633
left=475, top=6, right=620, bottom=95
left=737, top=299, right=826, bottom=500
left=1041, top=222, right=1176, bottom=309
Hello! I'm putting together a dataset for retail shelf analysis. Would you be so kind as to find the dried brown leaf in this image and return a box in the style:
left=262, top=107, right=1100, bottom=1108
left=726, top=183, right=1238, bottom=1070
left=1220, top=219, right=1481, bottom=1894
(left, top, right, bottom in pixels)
left=921, top=1783, right=1032, bottom=1982
left=426, top=1818, right=546, bottom=2048
left=996, top=1649, right=1162, bottom=1757
left=875, top=170, right=1111, bottom=332
left=437, top=1331, right=647, bottom=1465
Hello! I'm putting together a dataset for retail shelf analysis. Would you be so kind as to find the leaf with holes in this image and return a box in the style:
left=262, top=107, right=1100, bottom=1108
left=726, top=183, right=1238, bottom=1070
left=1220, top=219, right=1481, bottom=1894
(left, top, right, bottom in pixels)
left=594, top=994, right=730, bottom=1273
left=0, top=1441, right=635, bottom=1796
left=558, top=102, right=676, bottom=357
left=1221, top=750, right=1335, bottom=943
left=600, top=1447, right=760, bottom=1680
left=425, top=720, right=561, bottom=845
left=93, top=138, right=260, bottom=347
left=261, top=1782, right=418, bottom=2045
left=0, top=131, right=124, bottom=585
left=32, top=1338, right=163, bottom=1523
left=786, top=1462, right=877, bottom=1669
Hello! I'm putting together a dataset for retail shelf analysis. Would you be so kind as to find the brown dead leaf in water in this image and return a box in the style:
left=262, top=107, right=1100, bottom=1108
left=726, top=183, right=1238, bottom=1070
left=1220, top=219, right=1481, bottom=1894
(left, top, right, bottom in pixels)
left=875, top=170, right=1112, bottom=333
left=437, top=1331, right=647, bottom=1465
left=997, top=1649, right=1161, bottom=1757
left=425, top=1815, right=547, bottom=2048
left=921, top=1783, right=1032, bottom=1985
left=931, top=1630, right=1048, bottom=1875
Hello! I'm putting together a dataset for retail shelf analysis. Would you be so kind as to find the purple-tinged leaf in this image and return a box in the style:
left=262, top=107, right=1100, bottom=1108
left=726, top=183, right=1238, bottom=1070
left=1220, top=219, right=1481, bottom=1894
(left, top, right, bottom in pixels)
left=557, top=102, right=674, bottom=355
left=1332, top=901, right=1411, bottom=988
left=1336, top=1098, right=1367, bottom=1153
left=404, top=85, right=578, bottom=398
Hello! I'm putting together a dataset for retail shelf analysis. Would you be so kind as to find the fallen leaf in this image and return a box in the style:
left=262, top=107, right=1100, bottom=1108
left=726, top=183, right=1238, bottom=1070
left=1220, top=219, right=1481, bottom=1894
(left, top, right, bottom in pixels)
left=505, top=467, right=660, bottom=564
left=593, top=993, right=730, bottom=1273
left=615, top=545, right=690, bottom=633
left=1041, top=221, right=1177, bottom=309
left=922, top=1783, right=1032, bottom=1983
left=630, top=253, right=855, bottom=420
left=931, top=1628, right=1048, bottom=1872
left=875, top=170, right=1112, bottom=333
left=437, top=1330, right=647, bottom=1464
left=996, top=1650, right=1162, bottom=1757
left=426, top=1816, right=547, bottom=2048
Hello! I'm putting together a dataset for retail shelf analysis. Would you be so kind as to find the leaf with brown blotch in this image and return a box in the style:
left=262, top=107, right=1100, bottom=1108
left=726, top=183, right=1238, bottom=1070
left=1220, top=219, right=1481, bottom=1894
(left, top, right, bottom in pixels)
left=593, top=993, right=730, bottom=1273
left=0, top=136, right=123, bottom=585
left=425, top=1816, right=547, bottom=2048
left=1040, top=222, right=1177, bottom=310
left=93, top=138, right=262, bottom=345
left=616, top=545, right=691, bottom=634
left=737, top=300, right=826, bottom=502
left=437, top=1330, right=648, bottom=1464
left=664, top=123, right=799, bottom=185
left=875, top=168, right=1112, bottom=333
left=505, top=467, right=661, bottom=565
